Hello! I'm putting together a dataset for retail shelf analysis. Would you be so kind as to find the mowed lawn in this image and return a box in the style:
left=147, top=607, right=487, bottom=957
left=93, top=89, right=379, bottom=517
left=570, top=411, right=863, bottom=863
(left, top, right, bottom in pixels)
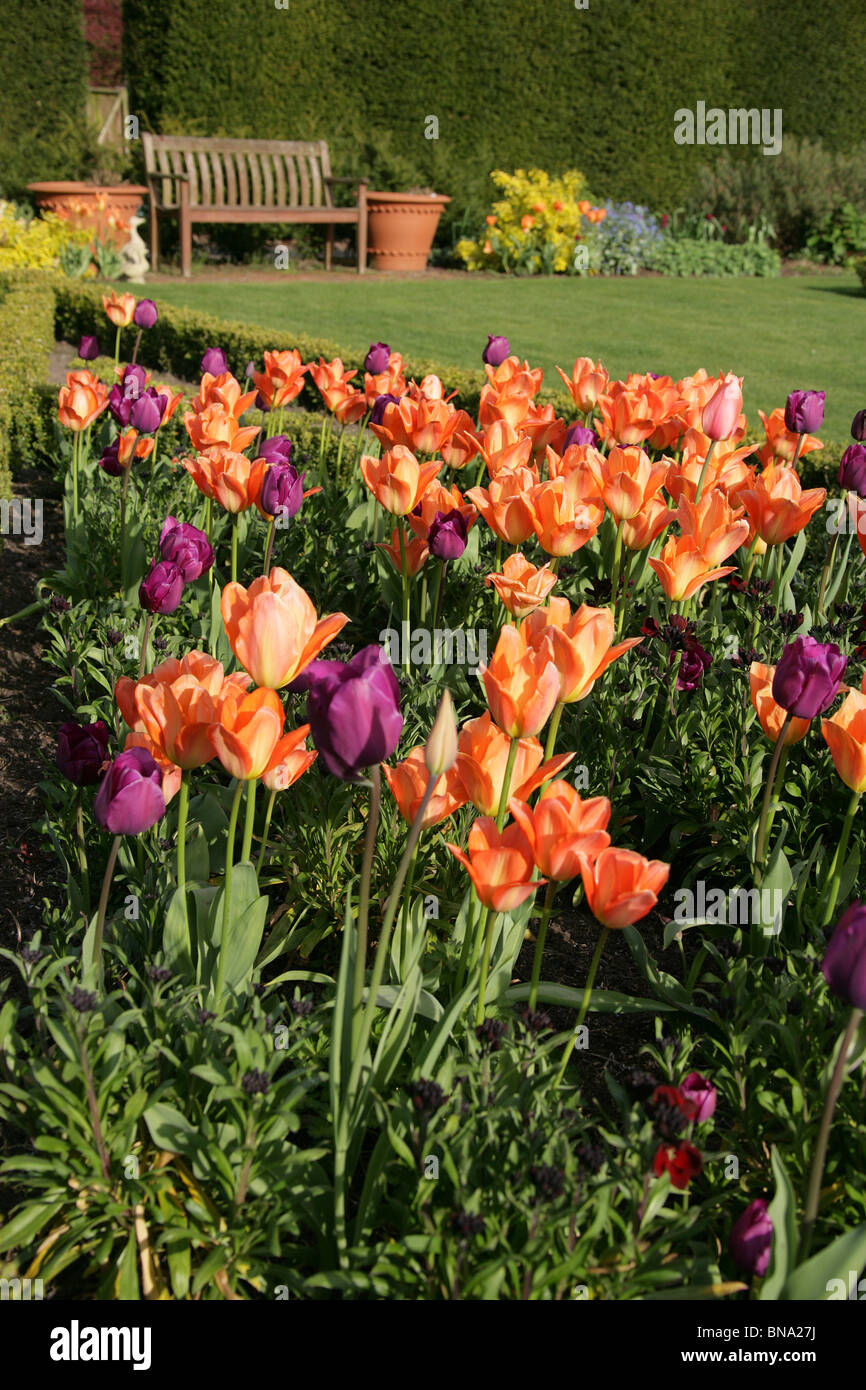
left=148, top=271, right=866, bottom=441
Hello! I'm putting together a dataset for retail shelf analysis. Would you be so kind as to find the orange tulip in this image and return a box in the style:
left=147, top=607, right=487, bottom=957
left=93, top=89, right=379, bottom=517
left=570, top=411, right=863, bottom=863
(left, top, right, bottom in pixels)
left=735, top=463, right=825, bottom=547
left=446, top=817, right=542, bottom=912
left=547, top=443, right=605, bottom=492
left=364, top=351, right=406, bottom=406
left=456, top=712, right=574, bottom=817
left=251, top=350, right=308, bottom=410
left=595, top=379, right=666, bottom=447
left=648, top=535, right=736, bottom=602
left=208, top=685, right=298, bottom=781
left=665, top=431, right=755, bottom=503
left=154, top=385, right=184, bottom=424
left=620, top=497, right=672, bottom=551
left=484, top=357, right=543, bottom=397
left=117, top=651, right=251, bottom=770
left=123, top=731, right=183, bottom=805
left=522, top=598, right=641, bottom=705
left=221, top=567, right=349, bottom=689
left=758, top=407, right=823, bottom=467
left=480, top=623, right=561, bottom=737
left=822, top=692, right=866, bottom=792
left=555, top=357, right=609, bottom=413
left=439, top=410, right=481, bottom=469
left=308, top=356, right=357, bottom=407
left=509, top=780, right=611, bottom=881
left=190, top=371, right=256, bottom=420
left=261, top=723, right=317, bottom=791
left=749, top=662, right=810, bottom=746
left=115, top=428, right=154, bottom=465
left=103, top=291, right=136, bottom=327
left=521, top=402, right=566, bottom=460
left=466, top=466, right=538, bottom=544
left=405, top=479, right=476, bottom=542
left=485, top=552, right=558, bottom=619
left=475, top=420, right=534, bottom=478
left=182, top=446, right=259, bottom=512
left=361, top=445, right=441, bottom=515
left=599, top=445, right=667, bottom=521
left=377, top=526, right=429, bottom=576
left=183, top=402, right=261, bottom=454
left=58, top=377, right=107, bottom=431
left=383, top=746, right=468, bottom=828
left=580, top=847, right=670, bottom=928
left=529, top=476, right=604, bottom=556
left=676, top=489, right=750, bottom=565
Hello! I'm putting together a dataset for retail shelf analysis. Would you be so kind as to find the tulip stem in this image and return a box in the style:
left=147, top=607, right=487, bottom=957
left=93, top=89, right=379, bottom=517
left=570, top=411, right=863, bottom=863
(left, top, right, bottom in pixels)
left=543, top=701, right=564, bottom=765
left=816, top=528, right=840, bottom=618
left=609, top=520, right=624, bottom=620
left=241, top=777, right=257, bottom=863
left=335, top=423, right=347, bottom=488
left=496, top=738, right=520, bottom=832
left=352, top=765, right=382, bottom=1039
left=262, top=518, right=275, bottom=575
left=176, top=769, right=190, bottom=903
left=790, top=432, right=805, bottom=473
left=139, top=614, right=152, bottom=678
left=75, top=796, right=91, bottom=917
left=432, top=560, right=447, bottom=631
left=474, top=906, right=498, bottom=1026
left=528, top=880, right=557, bottom=1011
left=399, top=842, right=420, bottom=977
left=71, top=430, right=80, bottom=525
left=754, top=713, right=792, bottom=881
left=800, top=1006, right=863, bottom=1261
left=231, top=512, right=239, bottom=585
left=256, top=788, right=277, bottom=877
left=693, top=438, right=717, bottom=505
left=114, top=324, right=121, bottom=377
left=821, top=790, right=862, bottom=927
left=555, top=927, right=610, bottom=1085
left=215, top=778, right=245, bottom=1005
left=398, top=522, right=411, bottom=673
left=92, top=834, right=122, bottom=989
left=119, top=463, right=131, bottom=577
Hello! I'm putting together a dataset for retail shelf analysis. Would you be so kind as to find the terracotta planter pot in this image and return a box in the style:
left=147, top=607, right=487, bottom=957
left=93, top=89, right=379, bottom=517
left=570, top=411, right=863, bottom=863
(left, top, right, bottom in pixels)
left=27, top=182, right=149, bottom=246
left=366, top=191, right=450, bottom=272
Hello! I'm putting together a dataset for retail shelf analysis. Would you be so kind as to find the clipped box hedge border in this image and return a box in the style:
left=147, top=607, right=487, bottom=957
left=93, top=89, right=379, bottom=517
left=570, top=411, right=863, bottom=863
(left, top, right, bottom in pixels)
left=0, top=269, right=58, bottom=504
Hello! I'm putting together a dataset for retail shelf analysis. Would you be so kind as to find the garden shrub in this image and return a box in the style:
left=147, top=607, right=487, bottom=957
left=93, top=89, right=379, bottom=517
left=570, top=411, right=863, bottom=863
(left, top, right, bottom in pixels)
left=853, top=256, right=866, bottom=292
left=592, top=202, right=664, bottom=276
left=0, top=203, right=91, bottom=273
left=645, top=238, right=781, bottom=278
left=805, top=203, right=866, bottom=267
left=0, top=269, right=58, bottom=508
left=454, top=169, right=605, bottom=276
left=0, top=0, right=89, bottom=199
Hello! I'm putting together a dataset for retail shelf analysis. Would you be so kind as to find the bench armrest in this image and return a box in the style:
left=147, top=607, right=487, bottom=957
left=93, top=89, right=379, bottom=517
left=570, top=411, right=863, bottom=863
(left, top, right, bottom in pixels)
left=324, top=175, right=367, bottom=185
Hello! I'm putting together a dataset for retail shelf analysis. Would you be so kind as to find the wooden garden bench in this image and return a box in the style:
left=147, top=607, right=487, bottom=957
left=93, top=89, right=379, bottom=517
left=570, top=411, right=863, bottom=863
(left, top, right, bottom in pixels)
left=142, top=134, right=368, bottom=277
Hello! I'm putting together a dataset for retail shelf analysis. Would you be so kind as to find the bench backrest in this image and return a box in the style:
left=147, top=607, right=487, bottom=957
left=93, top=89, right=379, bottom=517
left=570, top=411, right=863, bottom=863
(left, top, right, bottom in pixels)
left=142, top=134, right=334, bottom=209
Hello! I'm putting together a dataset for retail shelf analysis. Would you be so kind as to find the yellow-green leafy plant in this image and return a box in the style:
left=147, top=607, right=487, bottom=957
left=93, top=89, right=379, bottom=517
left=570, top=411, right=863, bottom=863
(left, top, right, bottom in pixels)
left=0, top=202, right=90, bottom=272
left=456, top=168, right=607, bottom=275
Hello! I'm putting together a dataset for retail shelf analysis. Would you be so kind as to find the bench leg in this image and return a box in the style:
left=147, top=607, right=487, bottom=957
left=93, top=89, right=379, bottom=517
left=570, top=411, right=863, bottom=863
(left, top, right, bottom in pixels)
left=179, top=185, right=192, bottom=279
left=148, top=197, right=159, bottom=273
left=325, top=223, right=334, bottom=272
left=357, top=184, right=368, bottom=275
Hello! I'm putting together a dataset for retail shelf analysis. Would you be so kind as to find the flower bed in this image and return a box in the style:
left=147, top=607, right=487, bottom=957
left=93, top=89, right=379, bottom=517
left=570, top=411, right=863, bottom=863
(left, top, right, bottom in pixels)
left=1, top=294, right=866, bottom=1302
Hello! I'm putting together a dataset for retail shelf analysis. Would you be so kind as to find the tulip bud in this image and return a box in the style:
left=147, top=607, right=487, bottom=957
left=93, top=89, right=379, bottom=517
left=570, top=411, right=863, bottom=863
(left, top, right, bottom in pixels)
left=424, top=689, right=458, bottom=777
left=133, top=299, right=158, bottom=329
left=822, top=901, right=866, bottom=1008
left=785, top=390, right=825, bottom=435
left=850, top=409, right=866, bottom=442
left=701, top=373, right=743, bottom=441
left=482, top=334, right=510, bottom=368
left=364, top=342, right=391, bottom=374
left=428, top=510, right=468, bottom=560
left=201, top=346, right=228, bottom=376
left=94, top=747, right=166, bottom=835
left=98, top=440, right=125, bottom=477
left=260, top=461, right=304, bottom=521
left=56, top=719, right=110, bottom=786
left=728, top=1198, right=773, bottom=1277
left=159, top=516, right=214, bottom=581
left=563, top=422, right=599, bottom=450
left=771, top=635, right=846, bottom=720
left=306, top=646, right=403, bottom=781
left=78, top=335, right=100, bottom=361
left=680, top=1070, right=717, bottom=1122
left=130, top=387, right=166, bottom=434
left=370, top=392, right=401, bottom=426
left=257, top=433, right=293, bottom=466
left=839, top=444, right=866, bottom=498
left=139, top=558, right=185, bottom=614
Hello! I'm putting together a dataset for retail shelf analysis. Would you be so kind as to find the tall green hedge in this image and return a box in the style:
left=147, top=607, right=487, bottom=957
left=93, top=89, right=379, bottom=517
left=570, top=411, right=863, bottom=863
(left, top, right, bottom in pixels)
left=0, top=271, right=57, bottom=511
left=123, top=0, right=866, bottom=224
left=0, top=0, right=89, bottom=198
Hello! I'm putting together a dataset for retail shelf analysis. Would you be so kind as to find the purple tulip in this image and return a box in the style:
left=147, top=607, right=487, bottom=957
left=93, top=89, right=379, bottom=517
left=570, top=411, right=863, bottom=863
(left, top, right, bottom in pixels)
left=482, top=335, right=510, bottom=368
left=771, top=635, right=846, bottom=720
left=370, top=392, right=401, bottom=426
left=563, top=422, right=599, bottom=450
left=129, top=387, right=167, bottom=434
left=839, top=444, right=866, bottom=498
left=364, top=342, right=391, bottom=374
left=57, top=719, right=110, bottom=786
left=680, top=1071, right=717, bottom=1122
left=822, top=902, right=866, bottom=1009
left=428, top=510, right=468, bottom=561
left=850, top=409, right=866, bottom=442
left=260, top=462, right=305, bottom=522
left=244, top=360, right=256, bottom=380
left=784, top=390, right=825, bottom=435
left=201, top=347, right=228, bottom=376
left=108, top=364, right=148, bottom=426
left=78, top=335, right=100, bottom=361
left=94, top=747, right=166, bottom=835
left=133, top=299, right=158, bottom=329
left=98, top=440, right=125, bottom=477
left=305, top=645, right=403, bottom=781
left=257, top=433, right=293, bottom=466
left=159, top=515, right=214, bottom=582
left=139, top=559, right=185, bottom=614
left=728, top=1199, right=773, bottom=1278
left=675, top=640, right=711, bottom=692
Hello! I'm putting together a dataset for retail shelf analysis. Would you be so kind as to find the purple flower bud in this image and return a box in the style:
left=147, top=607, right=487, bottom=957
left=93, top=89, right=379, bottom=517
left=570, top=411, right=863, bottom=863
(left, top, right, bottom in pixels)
left=98, top=441, right=125, bottom=477
left=159, top=515, right=214, bottom=582
left=563, top=422, right=599, bottom=450
left=370, top=392, right=401, bottom=426
left=675, top=640, right=712, bottom=692
left=244, top=360, right=256, bottom=380
left=133, top=299, right=158, bottom=329
left=260, top=461, right=304, bottom=522
left=680, top=1071, right=716, bottom=1122
left=364, top=342, right=391, bottom=374
left=850, top=409, right=866, bottom=442
left=306, top=645, right=403, bottom=781
left=257, top=434, right=293, bottom=466
left=129, top=387, right=167, bottom=434
left=139, top=559, right=185, bottom=614
left=784, top=390, right=825, bottom=435
left=839, top=444, right=866, bottom=498
left=482, top=335, right=510, bottom=368
left=78, top=335, right=100, bottom=361
left=728, top=1199, right=773, bottom=1278
left=428, top=510, right=468, bottom=561
left=94, top=747, right=166, bottom=835
left=56, top=719, right=110, bottom=786
left=822, top=901, right=866, bottom=1009
left=108, top=364, right=148, bottom=427
left=771, top=635, right=846, bottom=720
left=201, top=347, right=228, bottom=377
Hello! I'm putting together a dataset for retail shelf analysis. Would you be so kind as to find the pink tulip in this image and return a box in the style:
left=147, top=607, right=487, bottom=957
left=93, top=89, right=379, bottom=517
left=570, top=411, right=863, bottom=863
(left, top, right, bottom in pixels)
left=702, top=374, right=743, bottom=442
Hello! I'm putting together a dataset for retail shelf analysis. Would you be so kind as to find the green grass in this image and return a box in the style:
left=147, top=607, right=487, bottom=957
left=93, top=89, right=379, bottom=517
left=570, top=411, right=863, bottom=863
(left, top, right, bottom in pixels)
left=149, top=272, right=865, bottom=442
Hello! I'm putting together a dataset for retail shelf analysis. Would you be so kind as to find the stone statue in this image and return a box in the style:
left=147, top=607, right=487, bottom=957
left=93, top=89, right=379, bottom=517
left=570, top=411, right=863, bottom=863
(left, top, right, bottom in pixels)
left=121, top=214, right=150, bottom=282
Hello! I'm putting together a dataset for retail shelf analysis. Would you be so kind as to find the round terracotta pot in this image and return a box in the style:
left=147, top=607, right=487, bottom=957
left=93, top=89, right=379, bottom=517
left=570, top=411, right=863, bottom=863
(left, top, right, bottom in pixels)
left=366, top=191, right=450, bottom=272
left=27, top=182, right=149, bottom=218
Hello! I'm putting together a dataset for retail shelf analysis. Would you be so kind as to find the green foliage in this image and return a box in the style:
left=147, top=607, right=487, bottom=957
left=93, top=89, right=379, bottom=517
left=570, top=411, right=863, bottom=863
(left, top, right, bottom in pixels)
left=646, top=237, right=781, bottom=278
left=0, top=0, right=89, bottom=199
left=0, top=269, right=58, bottom=508
left=806, top=203, right=866, bottom=267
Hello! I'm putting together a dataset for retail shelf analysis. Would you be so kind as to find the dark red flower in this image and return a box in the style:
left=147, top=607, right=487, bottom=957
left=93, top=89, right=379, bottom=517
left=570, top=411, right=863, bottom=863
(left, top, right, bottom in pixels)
left=652, top=1141, right=703, bottom=1189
